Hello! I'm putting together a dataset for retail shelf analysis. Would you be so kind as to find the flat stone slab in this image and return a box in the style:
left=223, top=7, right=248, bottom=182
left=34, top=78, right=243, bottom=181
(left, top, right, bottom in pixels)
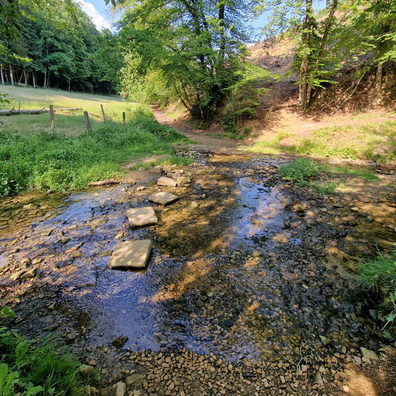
left=127, top=207, right=158, bottom=227
left=148, top=192, right=179, bottom=205
left=157, top=177, right=177, bottom=187
left=109, top=240, right=153, bottom=270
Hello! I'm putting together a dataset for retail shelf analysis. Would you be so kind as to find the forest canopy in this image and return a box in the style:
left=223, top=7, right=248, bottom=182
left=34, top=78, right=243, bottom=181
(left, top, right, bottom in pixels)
left=1, top=0, right=395, bottom=117
left=0, top=0, right=121, bottom=94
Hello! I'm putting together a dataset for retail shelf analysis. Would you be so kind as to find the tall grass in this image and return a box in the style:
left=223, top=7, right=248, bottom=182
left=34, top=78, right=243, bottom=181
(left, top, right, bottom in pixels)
left=0, top=87, right=189, bottom=197
left=359, top=248, right=396, bottom=340
left=0, top=322, right=84, bottom=395
left=0, top=116, right=188, bottom=196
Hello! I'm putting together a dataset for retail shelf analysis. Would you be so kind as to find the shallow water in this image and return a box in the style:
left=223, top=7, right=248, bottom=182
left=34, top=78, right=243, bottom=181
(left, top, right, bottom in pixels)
left=0, top=155, right=393, bottom=362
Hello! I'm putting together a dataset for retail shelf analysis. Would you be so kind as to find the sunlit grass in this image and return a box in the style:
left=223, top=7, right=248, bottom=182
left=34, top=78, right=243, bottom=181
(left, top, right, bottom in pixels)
left=248, top=119, right=396, bottom=163
left=0, top=86, right=190, bottom=196
left=0, top=85, right=152, bottom=127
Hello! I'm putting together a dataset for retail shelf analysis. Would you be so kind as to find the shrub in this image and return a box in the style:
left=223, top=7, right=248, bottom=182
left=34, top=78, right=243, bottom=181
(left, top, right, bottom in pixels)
left=359, top=247, right=396, bottom=339
left=0, top=324, right=84, bottom=395
left=279, top=158, right=325, bottom=181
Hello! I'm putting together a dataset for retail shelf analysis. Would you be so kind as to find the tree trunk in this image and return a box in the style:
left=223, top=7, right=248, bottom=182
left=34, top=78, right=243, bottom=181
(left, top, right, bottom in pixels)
left=43, top=68, right=47, bottom=88
left=299, top=55, right=310, bottom=111
left=24, top=70, right=28, bottom=86
left=373, top=64, right=383, bottom=104
left=0, top=65, right=4, bottom=85
left=298, top=0, right=314, bottom=111
left=218, top=3, right=225, bottom=63
left=9, top=66, right=14, bottom=86
left=32, top=73, right=36, bottom=88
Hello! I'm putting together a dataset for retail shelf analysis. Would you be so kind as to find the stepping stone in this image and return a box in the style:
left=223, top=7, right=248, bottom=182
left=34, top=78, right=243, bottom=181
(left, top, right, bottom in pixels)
left=149, top=192, right=179, bottom=205
left=127, top=207, right=158, bottom=227
left=157, top=177, right=177, bottom=187
left=109, top=240, right=153, bottom=270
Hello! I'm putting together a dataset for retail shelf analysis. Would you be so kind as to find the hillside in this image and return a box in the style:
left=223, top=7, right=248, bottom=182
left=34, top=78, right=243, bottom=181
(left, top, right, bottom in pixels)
left=239, top=39, right=396, bottom=166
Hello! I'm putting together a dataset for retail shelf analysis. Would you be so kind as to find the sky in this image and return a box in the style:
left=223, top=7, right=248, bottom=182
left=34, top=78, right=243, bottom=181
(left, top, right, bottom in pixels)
left=78, top=0, right=112, bottom=31
left=77, top=0, right=326, bottom=34
left=79, top=0, right=268, bottom=33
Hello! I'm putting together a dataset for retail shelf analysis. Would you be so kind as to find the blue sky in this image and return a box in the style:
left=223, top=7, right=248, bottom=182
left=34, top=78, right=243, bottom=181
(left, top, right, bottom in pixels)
left=78, top=0, right=112, bottom=30
left=79, top=0, right=268, bottom=33
left=79, top=0, right=326, bottom=32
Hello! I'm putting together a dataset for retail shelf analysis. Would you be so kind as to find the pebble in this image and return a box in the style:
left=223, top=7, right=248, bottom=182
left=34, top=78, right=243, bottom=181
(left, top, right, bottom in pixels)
left=80, top=364, right=95, bottom=376
left=360, top=347, right=379, bottom=360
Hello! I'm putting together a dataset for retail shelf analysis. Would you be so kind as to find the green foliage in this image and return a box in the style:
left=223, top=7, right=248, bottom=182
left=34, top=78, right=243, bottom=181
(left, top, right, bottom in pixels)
left=279, top=158, right=325, bottom=181
left=0, top=0, right=120, bottom=94
left=0, top=326, right=83, bottom=395
left=118, top=0, right=258, bottom=121
left=0, top=93, right=10, bottom=105
left=0, top=308, right=16, bottom=319
left=221, top=63, right=273, bottom=133
left=0, top=116, right=187, bottom=197
left=359, top=247, right=396, bottom=339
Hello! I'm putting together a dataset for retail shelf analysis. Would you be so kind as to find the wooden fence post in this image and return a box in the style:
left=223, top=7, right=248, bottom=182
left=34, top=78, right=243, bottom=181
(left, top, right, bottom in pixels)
left=84, top=111, right=93, bottom=133
left=100, top=104, right=106, bottom=122
left=122, top=112, right=126, bottom=124
left=49, top=105, right=54, bottom=135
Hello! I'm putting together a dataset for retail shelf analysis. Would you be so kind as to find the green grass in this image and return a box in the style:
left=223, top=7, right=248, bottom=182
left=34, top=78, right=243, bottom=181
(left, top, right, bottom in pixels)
left=0, top=322, right=84, bottom=395
left=327, top=165, right=380, bottom=181
left=0, top=117, right=188, bottom=196
left=359, top=248, right=396, bottom=340
left=278, top=159, right=379, bottom=195
left=279, top=158, right=325, bottom=181
left=0, top=86, right=190, bottom=197
left=0, top=85, right=141, bottom=121
left=279, top=159, right=335, bottom=194
left=249, top=120, right=396, bottom=163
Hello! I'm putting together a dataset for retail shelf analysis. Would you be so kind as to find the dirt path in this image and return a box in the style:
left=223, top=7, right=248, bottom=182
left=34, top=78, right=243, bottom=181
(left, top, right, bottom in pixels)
left=1, top=113, right=396, bottom=395
left=151, top=104, right=243, bottom=151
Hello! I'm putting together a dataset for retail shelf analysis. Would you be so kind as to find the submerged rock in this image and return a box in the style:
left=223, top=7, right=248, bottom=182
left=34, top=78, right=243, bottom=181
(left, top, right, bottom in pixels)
left=109, top=240, right=152, bottom=270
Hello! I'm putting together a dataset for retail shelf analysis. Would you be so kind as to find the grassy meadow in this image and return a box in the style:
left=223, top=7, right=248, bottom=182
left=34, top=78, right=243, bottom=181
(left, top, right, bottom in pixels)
left=0, top=86, right=189, bottom=197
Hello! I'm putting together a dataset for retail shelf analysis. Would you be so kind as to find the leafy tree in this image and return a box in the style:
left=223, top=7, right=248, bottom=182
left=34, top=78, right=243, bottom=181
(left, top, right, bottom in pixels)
left=259, top=0, right=340, bottom=111
left=112, top=0, right=258, bottom=121
left=338, top=0, right=396, bottom=103
left=0, top=0, right=120, bottom=94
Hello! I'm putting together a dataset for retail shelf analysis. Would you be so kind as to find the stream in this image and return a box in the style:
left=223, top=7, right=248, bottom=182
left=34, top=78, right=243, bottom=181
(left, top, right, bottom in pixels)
left=1, top=151, right=396, bottom=394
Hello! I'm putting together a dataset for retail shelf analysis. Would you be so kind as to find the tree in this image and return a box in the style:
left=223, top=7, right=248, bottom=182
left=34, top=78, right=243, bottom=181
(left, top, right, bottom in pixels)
left=344, top=0, right=396, bottom=102
left=112, top=0, right=257, bottom=121
left=259, top=0, right=340, bottom=110
left=0, top=1, right=120, bottom=94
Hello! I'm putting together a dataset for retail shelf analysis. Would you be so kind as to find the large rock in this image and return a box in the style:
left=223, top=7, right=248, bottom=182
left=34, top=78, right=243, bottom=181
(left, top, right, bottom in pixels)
left=149, top=192, right=179, bottom=205
left=127, top=207, right=158, bottom=227
left=113, top=382, right=126, bottom=396
left=109, top=240, right=153, bottom=270
left=157, top=177, right=177, bottom=187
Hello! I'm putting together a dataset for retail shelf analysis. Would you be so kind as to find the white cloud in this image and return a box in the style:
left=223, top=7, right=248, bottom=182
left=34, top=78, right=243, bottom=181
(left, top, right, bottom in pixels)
left=78, top=0, right=111, bottom=31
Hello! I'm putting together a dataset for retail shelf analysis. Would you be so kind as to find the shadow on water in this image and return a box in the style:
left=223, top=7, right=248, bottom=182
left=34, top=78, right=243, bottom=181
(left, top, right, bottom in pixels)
left=0, top=154, right=395, bottom=365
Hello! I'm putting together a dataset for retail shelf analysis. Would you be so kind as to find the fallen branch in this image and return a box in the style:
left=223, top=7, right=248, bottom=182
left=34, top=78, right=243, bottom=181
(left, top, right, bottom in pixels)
left=89, top=178, right=119, bottom=187
left=0, top=107, right=82, bottom=116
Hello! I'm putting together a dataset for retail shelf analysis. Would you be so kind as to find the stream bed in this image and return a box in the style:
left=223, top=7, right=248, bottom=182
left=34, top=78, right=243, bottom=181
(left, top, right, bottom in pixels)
left=1, top=152, right=396, bottom=394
